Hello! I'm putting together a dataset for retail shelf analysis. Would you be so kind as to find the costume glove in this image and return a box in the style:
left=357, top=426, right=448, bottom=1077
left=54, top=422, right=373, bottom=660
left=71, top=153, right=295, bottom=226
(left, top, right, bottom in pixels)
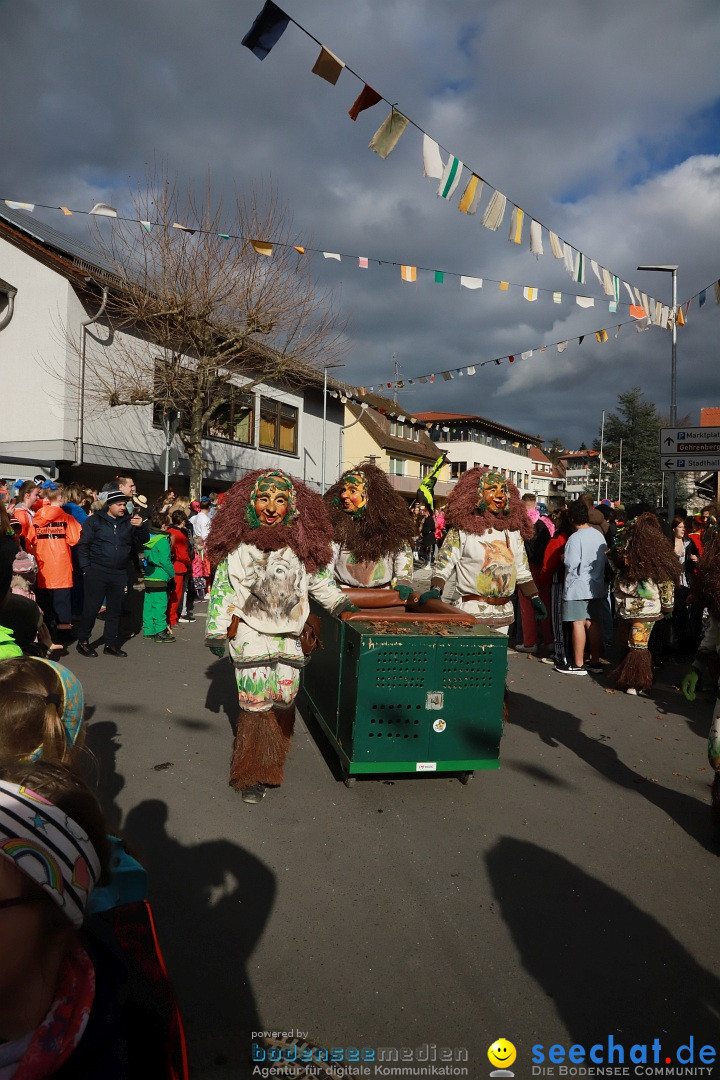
left=681, top=669, right=699, bottom=701
left=393, top=584, right=414, bottom=602
left=418, top=588, right=442, bottom=605
left=531, top=595, right=548, bottom=621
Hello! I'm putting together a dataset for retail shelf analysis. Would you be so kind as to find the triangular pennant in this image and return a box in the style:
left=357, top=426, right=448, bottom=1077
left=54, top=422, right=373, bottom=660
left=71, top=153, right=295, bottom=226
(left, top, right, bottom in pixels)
left=293, top=245, right=305, bottom=254
left=4, top=200, right=35, bottom=211
left=90, top=202, right=117, bottom=217
left=251, top=239, right=273, bottom=255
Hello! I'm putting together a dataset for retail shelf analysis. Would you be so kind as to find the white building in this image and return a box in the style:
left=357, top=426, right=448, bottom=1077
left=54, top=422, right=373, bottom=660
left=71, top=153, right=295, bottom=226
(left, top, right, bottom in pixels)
left=529, top=446, right=566, bottom=508
left=415, top=411, right=543, bottom=494
left=559, top=450, right=600, bottom=499
left=0, top=205, right=343, bottom=496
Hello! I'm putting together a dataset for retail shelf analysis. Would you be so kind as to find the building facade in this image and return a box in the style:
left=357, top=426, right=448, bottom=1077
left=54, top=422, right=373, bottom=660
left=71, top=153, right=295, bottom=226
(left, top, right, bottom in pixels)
left=415, top=411, right=544, bottom=495
left=0, top=206, right=343, bottom=497
left=335, top=391, right=451, bottom=501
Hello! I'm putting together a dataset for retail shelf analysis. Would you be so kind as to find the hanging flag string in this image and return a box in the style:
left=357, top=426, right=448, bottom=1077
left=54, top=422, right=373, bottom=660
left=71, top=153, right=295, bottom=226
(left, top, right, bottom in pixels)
left=330, top=313, right=659, bottom=399
left=0, top=197, right=663, bottom=320
left=239, top=4, right=662, bottom=315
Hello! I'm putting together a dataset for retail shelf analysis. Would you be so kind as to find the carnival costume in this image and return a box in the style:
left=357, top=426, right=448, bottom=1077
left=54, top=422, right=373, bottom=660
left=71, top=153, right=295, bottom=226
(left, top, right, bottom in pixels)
left=204, top=470, right=353, bottom=799
left=324, top=461, right=415, bottom=598
left=428, top=469, right=544, bottom=632
left=610, top=513, right=678, bottom=693
left=681, top=519, right=720, bottom=832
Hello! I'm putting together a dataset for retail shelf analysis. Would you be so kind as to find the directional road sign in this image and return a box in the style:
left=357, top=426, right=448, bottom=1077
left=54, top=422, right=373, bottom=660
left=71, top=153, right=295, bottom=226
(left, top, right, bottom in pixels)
left=661, top=455, right=720, bottom=472
left=660, top=427, right=720, bottom=454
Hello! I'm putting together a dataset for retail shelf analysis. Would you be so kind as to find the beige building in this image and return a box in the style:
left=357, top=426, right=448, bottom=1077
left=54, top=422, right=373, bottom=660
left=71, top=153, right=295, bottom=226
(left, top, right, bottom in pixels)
left=329, top=390, right=452, bottom=501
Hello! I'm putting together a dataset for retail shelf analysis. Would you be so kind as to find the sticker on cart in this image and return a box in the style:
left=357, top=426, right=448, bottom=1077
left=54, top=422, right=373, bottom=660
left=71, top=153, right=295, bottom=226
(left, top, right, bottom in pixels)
left=432, top=718, right=446, bottom=733
left=416, top=762, right=437, bottom=772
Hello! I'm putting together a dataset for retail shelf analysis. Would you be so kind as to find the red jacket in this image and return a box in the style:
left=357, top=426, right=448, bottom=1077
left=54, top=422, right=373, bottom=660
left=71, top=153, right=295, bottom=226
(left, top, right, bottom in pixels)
left=537, top=533, right=569, bottom=590
left=168, top=527, right=192, bottom=574
left=32, top=504, right=82, bottom=589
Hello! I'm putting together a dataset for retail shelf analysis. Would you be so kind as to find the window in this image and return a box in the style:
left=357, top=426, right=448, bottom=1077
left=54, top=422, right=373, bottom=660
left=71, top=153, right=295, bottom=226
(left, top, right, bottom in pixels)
left=390, top=420, right=397, bottom=436
left=389, top=457, right=405, bottom=476
left=259, top=397, right=298, bottom=454
left=451, top=461, right=467, bottom=479
left=414, top=428, right=419, bottom=442
left=405, top=425, right=413, bottom=440
left=204, top=389, right=254, bottom=445
left=420, top=462, right=431, bottom=478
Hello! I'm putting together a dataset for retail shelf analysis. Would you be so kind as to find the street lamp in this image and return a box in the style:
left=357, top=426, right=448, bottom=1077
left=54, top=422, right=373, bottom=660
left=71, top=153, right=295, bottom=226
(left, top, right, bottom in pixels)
left=637, top=264, right=678, bottom=520
left=321, top=361, right=345, bottom=494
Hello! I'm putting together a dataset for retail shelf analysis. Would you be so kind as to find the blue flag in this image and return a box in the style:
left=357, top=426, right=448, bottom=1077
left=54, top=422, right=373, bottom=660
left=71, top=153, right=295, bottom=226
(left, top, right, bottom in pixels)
left=241, top=1, right=290, bottom=60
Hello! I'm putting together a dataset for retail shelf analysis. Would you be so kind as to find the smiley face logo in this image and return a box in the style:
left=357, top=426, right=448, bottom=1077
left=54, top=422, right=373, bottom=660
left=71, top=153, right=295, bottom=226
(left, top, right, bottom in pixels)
left=488, top=1039, right=516, bottom=1071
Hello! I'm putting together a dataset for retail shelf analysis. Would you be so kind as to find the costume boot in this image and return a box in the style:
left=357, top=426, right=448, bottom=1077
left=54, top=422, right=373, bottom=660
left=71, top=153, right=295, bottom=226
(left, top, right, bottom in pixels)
left=229, top=708, right=295, bottom=791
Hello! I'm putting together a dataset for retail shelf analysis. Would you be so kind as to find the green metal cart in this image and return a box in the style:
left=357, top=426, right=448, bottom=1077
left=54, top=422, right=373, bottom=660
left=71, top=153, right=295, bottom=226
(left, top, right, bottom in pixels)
left=298, top=601, right=507, bottom=785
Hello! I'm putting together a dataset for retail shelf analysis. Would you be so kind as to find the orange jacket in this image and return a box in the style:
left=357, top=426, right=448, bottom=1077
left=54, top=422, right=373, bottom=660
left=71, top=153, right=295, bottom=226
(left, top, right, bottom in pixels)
left=32, top=504, right=82, bottom=589
left=11, top=504, right=36, bottom=547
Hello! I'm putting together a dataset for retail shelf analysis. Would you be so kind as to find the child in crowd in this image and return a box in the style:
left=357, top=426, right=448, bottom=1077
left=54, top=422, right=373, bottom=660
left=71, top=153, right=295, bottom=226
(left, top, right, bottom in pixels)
left=0, top=655, right=85, bottom=764
left=142, top=511, right=176, bottom=643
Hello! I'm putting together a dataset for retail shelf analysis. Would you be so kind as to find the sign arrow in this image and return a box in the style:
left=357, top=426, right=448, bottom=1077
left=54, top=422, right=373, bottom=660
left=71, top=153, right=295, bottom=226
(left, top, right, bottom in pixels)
left=664, top=436, right=675, bottom=446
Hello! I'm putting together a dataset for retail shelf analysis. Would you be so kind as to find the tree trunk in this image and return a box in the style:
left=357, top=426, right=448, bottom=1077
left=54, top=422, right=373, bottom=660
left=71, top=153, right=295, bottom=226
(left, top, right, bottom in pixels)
left=186, top=394, right=206, bottom=500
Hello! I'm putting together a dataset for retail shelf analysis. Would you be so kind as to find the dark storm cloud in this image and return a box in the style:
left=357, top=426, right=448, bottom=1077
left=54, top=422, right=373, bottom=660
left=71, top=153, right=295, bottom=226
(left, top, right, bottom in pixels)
left=4, top=0, right=720, bottom=445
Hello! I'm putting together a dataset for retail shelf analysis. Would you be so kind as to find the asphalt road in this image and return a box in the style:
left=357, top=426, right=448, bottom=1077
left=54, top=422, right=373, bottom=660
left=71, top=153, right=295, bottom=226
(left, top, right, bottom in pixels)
left=66, top=588, right=720, bottom=1080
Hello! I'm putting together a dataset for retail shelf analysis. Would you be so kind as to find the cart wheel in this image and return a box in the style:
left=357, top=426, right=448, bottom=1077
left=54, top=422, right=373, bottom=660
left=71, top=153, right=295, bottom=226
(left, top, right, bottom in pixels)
left=459, top=771, right=474, bottom=785
left=343, top=774, right=356, bottom=788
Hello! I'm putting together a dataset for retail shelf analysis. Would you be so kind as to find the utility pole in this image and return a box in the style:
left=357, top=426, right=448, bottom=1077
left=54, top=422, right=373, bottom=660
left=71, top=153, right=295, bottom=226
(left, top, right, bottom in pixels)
left=597, top=410, right=605, bottom=503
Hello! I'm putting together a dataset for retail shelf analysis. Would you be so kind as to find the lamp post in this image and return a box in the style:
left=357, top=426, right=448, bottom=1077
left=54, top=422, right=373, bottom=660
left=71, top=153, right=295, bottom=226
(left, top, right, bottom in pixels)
left=637, top=264, right=678, bottom=520
left=321, top=361, right=345, bottom=494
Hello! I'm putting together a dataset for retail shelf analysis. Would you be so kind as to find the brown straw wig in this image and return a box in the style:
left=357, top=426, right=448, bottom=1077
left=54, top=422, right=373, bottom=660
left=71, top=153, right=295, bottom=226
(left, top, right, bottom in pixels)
left=324, top=461, right=416, bottom=563
left=615, top=512, right=680, bottom=586
left=444, top=468, right=534, bottom=539
left=205, top=469, right=333, bottom=573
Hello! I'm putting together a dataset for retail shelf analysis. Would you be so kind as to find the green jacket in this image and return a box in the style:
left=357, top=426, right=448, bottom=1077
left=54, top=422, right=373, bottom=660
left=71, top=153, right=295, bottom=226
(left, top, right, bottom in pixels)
left=0, top=623, right=22, bottom=659
left=143, top=531, right=175, bottom=591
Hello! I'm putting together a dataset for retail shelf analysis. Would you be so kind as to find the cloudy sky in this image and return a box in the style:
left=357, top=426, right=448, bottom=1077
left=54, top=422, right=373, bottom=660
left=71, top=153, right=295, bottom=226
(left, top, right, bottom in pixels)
left=4, top=0, right=720, bottom=447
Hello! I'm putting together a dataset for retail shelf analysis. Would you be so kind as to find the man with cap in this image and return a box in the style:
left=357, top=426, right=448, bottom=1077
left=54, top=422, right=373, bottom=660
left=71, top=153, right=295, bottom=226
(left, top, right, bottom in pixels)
left=75, top=490, right=148, bottom=657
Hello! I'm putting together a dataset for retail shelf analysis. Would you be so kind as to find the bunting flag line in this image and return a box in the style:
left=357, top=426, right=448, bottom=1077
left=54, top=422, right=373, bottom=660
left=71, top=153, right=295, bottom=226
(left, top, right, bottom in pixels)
left=334, top=312, right=657, bottom=400
left=4, top=194, right=710, bottom=324
left=237, top=4, right=665, bottom=317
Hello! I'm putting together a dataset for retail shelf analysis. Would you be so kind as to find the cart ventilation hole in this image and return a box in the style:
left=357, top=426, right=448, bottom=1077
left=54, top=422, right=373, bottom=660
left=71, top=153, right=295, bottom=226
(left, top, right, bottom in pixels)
left=373, top=649, right=428, bottom=688
left=440, top=648, right=497, bottom=689
left=368, top=712, right=420, bottom=739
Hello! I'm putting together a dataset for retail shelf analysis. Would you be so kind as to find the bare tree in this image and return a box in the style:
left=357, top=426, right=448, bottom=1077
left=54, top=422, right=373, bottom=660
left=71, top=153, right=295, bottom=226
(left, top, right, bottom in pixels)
left=74, top=170, right=346, bottom=496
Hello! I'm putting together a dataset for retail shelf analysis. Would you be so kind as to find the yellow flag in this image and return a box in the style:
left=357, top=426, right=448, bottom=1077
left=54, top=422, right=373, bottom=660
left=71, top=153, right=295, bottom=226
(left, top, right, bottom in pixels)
left=293, top=245, right=305, bottom=255
left=251, top=240, right=273, bottom=256
left=676, top=306, right=685, bottom=327
left=400, top=265, right=417, bottom=283
left=499, top=281, right=510, bottom=291
left=458, top=174, right=482, bottom=214
left=595, top=329, right=608, bottom=343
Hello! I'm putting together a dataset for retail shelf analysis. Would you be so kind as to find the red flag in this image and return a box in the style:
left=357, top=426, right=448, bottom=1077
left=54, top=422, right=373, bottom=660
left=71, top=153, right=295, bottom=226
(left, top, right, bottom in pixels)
left=348, top=84, right=382, bottom=121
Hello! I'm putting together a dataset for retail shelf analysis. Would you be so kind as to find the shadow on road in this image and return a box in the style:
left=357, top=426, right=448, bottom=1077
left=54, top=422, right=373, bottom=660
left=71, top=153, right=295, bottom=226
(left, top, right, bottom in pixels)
left=487, top=837, right=720, bottom=1045
left=204, top=657, right=240, bottom=734
left=123, top=799, right=276, bottom=1078
left=507, top=690, right=717, bottom=851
